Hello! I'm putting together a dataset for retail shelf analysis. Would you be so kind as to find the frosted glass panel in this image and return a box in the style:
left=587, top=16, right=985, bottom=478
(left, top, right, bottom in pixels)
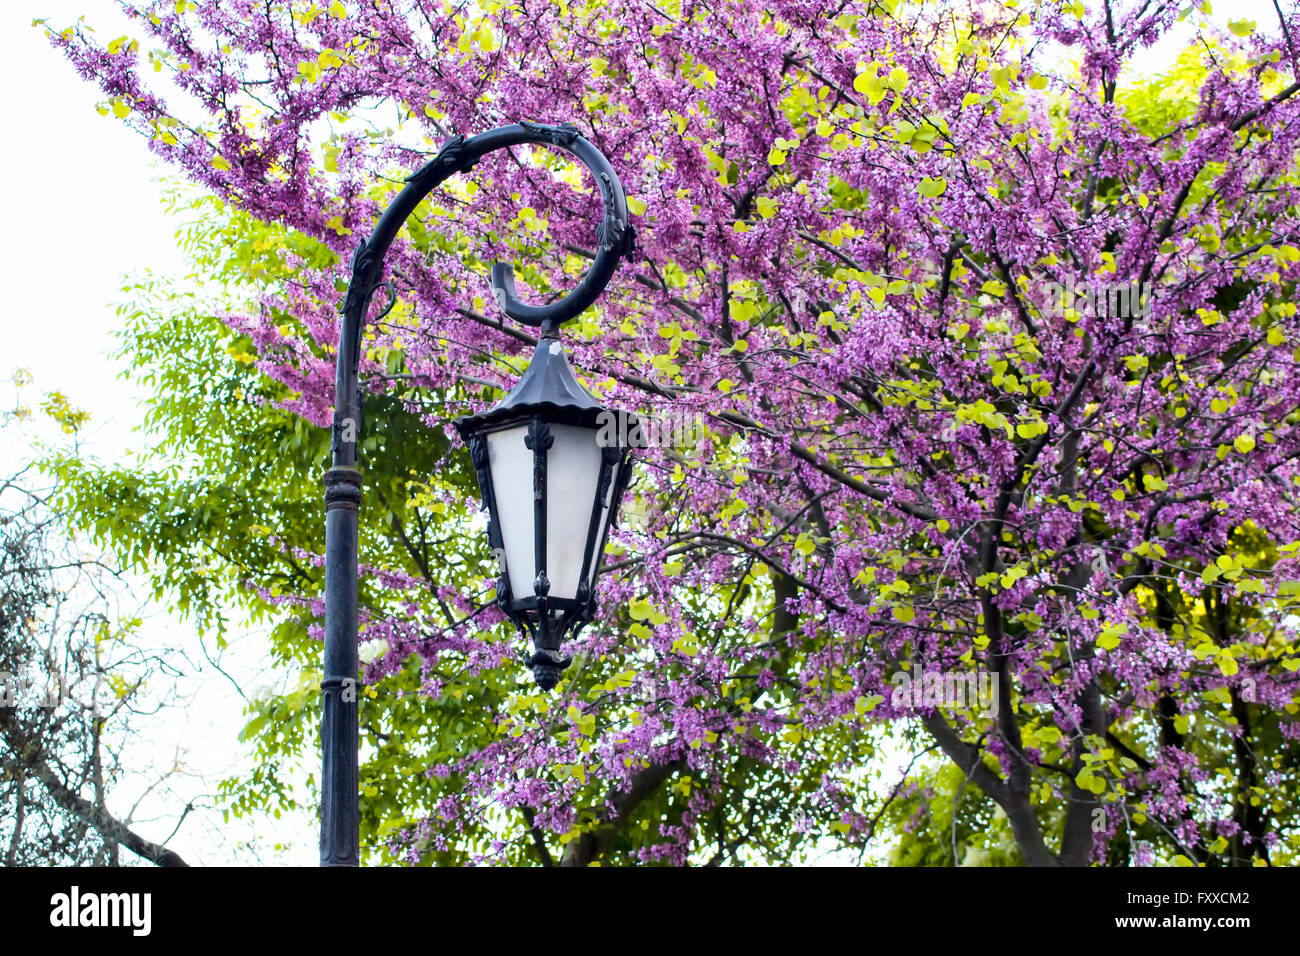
left=487, top=425, right=534, bottom=601
left=588, top=460, right=619, bottom=586
left=545, top=424, right=603, bottom=601
left=487, top=422, right=608, bottom=604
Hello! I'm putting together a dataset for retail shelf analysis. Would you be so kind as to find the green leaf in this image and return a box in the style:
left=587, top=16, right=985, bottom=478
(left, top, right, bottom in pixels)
left=918, top=176, right=947, bottom=198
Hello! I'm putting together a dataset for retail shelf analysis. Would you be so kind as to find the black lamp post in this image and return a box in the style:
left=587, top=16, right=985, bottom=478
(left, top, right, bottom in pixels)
left=321, top=122, right=637, bottom=866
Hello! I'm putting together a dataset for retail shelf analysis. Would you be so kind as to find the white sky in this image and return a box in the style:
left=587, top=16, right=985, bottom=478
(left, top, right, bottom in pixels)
left=0, top=0, right=1286, bottom=867
left=4, top=2, right=181, bottom=446
left=1, top=0, right=313, bottom=865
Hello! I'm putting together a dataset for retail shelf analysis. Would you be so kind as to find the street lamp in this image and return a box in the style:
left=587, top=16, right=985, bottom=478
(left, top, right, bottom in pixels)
left=321, top=122, right=636, bottom=866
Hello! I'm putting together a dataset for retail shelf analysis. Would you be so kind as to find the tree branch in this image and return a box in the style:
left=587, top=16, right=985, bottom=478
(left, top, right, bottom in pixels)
left=33, top=759, right=189, bottom=867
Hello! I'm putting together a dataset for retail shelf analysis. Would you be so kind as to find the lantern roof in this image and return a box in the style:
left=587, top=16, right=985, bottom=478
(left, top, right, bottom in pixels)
left=455, top=333, right=610, bottom=435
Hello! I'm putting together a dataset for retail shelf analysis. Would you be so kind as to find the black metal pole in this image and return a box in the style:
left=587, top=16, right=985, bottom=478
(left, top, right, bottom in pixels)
left=319, top=122, right=633, bottom=866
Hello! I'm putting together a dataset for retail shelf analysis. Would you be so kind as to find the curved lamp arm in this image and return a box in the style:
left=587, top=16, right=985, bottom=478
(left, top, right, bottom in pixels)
left=319, top=122, right=634, bottom=866
left=335, top=122, right=633, bottom=452
left=331, top=122, right=633, bottom=472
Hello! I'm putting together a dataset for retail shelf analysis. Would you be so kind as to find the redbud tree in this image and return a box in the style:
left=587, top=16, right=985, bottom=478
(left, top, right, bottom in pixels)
left=50, top=0, right=1300, bottom=865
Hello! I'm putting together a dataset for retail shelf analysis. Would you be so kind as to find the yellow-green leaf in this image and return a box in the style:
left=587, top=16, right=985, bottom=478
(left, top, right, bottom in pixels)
left=918, top=176, right=947, bottom=198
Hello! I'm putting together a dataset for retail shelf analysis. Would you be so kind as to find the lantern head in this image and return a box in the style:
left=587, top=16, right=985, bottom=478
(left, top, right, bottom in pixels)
left=455, top=331, right=640, bottom=690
